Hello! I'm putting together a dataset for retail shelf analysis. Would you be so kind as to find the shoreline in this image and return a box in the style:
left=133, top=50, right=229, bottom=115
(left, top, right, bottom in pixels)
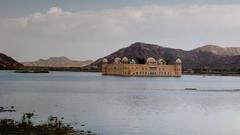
left=183, top=72, right=240, bottom=77
left=1, top=69, right=240, bottom=77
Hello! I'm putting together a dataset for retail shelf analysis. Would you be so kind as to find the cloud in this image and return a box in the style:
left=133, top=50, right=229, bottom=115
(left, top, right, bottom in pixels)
left=0, top=5, right=240, bottom=61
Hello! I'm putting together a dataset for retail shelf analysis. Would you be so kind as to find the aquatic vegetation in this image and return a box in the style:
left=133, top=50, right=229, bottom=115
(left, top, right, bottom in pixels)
left=0, top=113, right=76, bottom=135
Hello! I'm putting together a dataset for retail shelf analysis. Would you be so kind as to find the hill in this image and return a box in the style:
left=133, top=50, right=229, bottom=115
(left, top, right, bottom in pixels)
left=0, top=53, right=23, bottom=69
left=22, top=56, right=93, bottom=67
left=209, top=55, right=240, bottom=69
left=91, top=42, right=240, bottom=69
left=192, top=45, right=240, bottom=56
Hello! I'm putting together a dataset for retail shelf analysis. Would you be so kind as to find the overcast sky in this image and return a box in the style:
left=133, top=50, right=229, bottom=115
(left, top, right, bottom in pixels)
left=1, top=0, right=240, bottom=62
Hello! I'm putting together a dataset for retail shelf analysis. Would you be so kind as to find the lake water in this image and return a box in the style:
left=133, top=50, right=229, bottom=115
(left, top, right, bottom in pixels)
left=1, top=71, right=240, bottom=135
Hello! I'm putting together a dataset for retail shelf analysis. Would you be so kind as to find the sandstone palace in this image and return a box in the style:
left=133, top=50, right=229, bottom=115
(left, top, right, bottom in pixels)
left=101, top=57, right=182, bottom=77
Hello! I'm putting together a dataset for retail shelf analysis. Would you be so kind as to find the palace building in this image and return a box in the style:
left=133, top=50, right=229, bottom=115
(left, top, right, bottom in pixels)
left=101, top=57, right=182, bottom=77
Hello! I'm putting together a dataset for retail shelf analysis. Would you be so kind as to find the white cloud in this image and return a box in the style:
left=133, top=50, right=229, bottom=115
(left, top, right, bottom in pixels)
left=0, top=5, right=240, bottom=61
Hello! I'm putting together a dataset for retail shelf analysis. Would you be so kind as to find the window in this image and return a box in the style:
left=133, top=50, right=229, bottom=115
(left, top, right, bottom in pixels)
left=150, top=72, right=156, bottom=75
left=150, top=67, right=157, bottom=70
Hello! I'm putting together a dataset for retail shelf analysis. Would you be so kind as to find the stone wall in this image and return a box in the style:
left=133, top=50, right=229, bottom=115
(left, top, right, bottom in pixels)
left=102, top=63, right=182, bottom=77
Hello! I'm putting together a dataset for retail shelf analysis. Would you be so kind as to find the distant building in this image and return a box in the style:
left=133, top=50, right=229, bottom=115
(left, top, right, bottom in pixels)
left=101, top=57, right=182, bottom=77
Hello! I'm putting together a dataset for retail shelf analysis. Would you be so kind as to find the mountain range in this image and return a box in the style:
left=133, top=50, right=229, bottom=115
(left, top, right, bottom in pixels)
left=1, top=42, right=240, bottom=70
left=22, top=57, right=93, bottom=67
left=91, top=42, right=240, bottom=69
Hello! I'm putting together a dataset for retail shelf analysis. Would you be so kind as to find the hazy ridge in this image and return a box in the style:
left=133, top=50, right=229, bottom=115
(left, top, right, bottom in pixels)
left=22, top=56, right=93, bottom=67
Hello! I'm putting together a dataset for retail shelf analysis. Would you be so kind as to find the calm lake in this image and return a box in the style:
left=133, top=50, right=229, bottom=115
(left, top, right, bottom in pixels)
left=1, top=71, right=240, bottom=135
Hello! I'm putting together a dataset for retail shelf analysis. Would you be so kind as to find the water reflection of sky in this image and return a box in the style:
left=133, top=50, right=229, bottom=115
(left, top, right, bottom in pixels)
left=1, top=71, right=240, bottom=135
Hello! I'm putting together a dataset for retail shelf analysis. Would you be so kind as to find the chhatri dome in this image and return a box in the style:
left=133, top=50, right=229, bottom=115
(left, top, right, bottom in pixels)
left=122, top=57, right=129, bottom=63
left=176, top=58, right=182, bottom=64
left=102, top=58, right=108, bottom=63
left=146, top=57, right=157, bottom=64
left=114, top=57, right=121, bottom=64
left=130, top=59, right=136, bottom=64
left=158, top=59, right=165, bottom=65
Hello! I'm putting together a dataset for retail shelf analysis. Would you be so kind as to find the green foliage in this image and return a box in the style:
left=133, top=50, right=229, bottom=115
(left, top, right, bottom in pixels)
left=135, top=58, right=145, bottom=64
left=0, top=113, right=75, bottom=135
left=224, top=68, right=240, bottom=73
left=165, top=59, right=169, bottom=65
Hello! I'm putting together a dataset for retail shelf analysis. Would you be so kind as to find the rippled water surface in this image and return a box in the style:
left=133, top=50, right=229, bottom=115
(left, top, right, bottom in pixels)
left=1, top=71, right=240, bottom=135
